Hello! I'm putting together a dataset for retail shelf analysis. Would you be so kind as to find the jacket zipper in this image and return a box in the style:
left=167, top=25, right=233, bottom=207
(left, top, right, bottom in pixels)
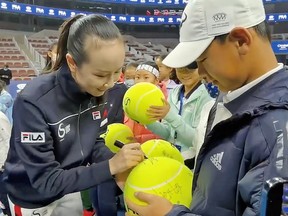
left=77, top=98, right=95, bottom=165
left=77, top=104, right=84, bottom=164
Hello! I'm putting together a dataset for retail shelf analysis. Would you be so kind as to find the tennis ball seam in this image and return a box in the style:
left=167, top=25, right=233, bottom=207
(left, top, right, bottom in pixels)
left=135, top=88, right=160, bottom=116
left=146, top=139, right=160, bottom=157
left=126, top=164, right=184, bottom=191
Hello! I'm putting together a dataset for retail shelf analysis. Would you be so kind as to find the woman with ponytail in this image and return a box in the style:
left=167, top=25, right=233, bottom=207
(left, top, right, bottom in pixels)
left=3, top=14, right=144, bottom=216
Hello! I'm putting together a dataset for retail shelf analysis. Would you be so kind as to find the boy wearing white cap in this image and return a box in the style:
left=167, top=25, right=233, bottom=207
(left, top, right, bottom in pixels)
left=125, top=0, right=288, bottom=215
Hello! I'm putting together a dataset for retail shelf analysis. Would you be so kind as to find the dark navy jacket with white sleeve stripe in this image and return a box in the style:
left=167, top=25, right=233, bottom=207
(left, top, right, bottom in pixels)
left=3, top=65, right=115, bottom=208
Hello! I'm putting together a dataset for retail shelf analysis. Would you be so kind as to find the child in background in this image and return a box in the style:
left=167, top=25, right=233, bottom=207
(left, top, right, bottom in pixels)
left=146, top=61, right=214, bottom=169
left=124, top=61, right=165, bottom=144
left=134, top=61, right=168, bottom=98
left=0, top=80, right=13, bottom=121
left=155, top=54, right=179, bottom=94
left=122, top=62, right=138, bottom=88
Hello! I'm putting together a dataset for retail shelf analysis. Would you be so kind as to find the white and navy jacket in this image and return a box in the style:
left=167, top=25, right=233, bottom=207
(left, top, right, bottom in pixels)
left=0, top=111, right=11, bottom=168
left=3, top=65, right=114, bottom=208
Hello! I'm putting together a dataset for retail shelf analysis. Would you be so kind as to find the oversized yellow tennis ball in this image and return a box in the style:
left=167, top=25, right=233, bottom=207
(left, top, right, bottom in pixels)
left=100, top=123, right=134, bottom=153
left=123, top=82, right=165, bottom=125
left=141, top=139, right=184, bottom=164
left=124, top=157, right=193, bottom=215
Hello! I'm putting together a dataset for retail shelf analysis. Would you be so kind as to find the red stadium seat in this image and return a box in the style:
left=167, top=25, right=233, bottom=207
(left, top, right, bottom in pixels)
left=18, top=70, right=27, bottom=77
left=11, top=56, right=18, bottom=60
left=13, top=62, right=22, bottom=68
left=27, top=69, right=36, bottom=76
left=11, top=70, right=18, bottom=76
left=22, top=62, right=30, bottom=68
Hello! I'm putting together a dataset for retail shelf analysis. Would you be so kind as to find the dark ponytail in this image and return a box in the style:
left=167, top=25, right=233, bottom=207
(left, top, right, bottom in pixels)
left=53, top=14, right=84, bottom=71
left=52, top=14, right=122, bottom=71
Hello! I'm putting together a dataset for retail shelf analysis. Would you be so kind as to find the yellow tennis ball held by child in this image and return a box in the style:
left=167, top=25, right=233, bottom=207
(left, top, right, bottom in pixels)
left=123, top=82, right=165, bottom=125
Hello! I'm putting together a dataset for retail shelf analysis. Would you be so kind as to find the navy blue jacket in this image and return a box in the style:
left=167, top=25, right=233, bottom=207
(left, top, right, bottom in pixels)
left=99, top=82, right=127, bottom=134
left=3, top=65, right=114, bottom=208
left=167, top=68, right=288, bottom=216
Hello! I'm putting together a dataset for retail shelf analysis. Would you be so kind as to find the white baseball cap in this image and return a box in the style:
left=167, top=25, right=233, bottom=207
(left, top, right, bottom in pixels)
left=163, top=0, right=266, bottom=68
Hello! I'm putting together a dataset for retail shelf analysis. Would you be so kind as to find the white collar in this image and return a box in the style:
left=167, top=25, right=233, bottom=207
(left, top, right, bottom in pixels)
left=223, top=63, right=284, bottom=103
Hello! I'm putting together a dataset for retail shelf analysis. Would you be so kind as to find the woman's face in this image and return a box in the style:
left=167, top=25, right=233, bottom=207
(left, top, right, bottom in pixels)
left=68, top=38, right=125, bottom=97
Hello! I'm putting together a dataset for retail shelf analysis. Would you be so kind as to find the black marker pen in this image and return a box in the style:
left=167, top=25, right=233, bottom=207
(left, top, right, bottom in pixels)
left=114, top=140, right=148, bottom=159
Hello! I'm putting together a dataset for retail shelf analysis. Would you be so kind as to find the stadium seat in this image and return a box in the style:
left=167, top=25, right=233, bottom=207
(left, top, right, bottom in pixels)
left=22, top=62, right=30, bottom=68
left=18, top=70, right=27, bottom=77
left=27, top=69, right=36, bottom=76
left=13, top=62, right=22, bottom=68
left=12, top=70, right=19, bottom=77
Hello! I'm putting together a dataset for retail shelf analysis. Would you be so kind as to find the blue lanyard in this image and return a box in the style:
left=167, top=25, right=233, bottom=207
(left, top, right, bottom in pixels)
left=178, top=90, right=185, bottom=116
left=174, top=90, right=185, bottom=143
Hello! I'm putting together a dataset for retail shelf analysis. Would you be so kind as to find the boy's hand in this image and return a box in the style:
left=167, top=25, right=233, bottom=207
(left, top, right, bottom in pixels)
left=125, top=192, right=173, bottom=216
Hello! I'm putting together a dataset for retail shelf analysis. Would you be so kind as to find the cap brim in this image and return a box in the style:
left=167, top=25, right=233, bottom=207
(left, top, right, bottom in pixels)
left=163, top=37, right=214, bottom=68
